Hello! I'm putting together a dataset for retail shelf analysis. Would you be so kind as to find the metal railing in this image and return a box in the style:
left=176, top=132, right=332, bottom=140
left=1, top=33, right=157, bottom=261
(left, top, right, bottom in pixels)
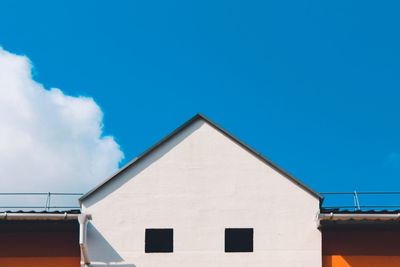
left=2, top=191, right=400, bottom=212
left=320, top=191, right=400, bottom=211
left=0, top=192, right=83, bottom=211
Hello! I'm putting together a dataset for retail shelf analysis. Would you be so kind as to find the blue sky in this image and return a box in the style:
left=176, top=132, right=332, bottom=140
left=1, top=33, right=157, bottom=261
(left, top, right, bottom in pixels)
left=1, top=1, right=400, bottom=205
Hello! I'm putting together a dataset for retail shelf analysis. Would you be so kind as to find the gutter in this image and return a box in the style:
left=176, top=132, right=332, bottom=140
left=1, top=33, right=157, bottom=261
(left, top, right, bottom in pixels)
left=0, top=212, right=79, bottom=220
left=318, top=212, right=400, bottom=221
left=0, top=212, right=91, bottom=266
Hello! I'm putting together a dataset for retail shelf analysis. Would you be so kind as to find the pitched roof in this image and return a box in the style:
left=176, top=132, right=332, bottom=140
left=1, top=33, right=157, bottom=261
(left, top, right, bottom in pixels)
left=80, top=114, right=322, bottom=202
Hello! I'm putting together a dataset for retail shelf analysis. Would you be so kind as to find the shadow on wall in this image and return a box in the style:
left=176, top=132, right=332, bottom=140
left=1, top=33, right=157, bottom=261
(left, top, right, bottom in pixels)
left=87, top=223, right=136, bottom=267
left=82, top=120, right=203, bottom=208
left=323, top=255, right=400, bottom=267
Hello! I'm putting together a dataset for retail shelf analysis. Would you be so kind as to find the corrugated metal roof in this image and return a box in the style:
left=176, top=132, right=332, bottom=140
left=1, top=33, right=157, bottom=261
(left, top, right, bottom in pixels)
left=319, top=208, right=400, bottom=228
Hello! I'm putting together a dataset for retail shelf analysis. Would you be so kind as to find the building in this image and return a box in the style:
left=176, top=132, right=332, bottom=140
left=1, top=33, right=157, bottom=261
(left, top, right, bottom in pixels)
left=0, top=211, right=81, bottom=267
left=320, top=209, right=400, bottom=267
left=1, top=114, right=400, bottom=267
left=80, top=114, right=322, bottom=267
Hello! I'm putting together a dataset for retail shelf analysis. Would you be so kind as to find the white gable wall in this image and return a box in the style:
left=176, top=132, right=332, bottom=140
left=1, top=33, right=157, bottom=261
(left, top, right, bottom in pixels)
left=82, top=120, right=321, bottom=267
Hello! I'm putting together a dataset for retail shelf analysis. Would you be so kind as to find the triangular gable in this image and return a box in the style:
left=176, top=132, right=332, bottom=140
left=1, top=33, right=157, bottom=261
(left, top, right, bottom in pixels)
left=80, top=114, right=322, bottom=202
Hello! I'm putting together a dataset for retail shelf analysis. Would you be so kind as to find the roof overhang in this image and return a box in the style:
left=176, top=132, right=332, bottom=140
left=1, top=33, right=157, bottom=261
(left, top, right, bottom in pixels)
left=0, top=212, right=82, bottom=221
left=319, top=212, right=400, bottom=221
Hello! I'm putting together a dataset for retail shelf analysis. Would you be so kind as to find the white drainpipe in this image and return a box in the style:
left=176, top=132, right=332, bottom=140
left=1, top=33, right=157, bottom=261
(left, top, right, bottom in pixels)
left=78, top=213, right=91, bottom=267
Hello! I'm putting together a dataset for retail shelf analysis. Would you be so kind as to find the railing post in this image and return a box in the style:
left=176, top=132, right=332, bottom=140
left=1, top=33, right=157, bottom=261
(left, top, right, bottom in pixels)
left=353, top=191, right=360, bottom=211
left=45, top=192, right=51, bottom=211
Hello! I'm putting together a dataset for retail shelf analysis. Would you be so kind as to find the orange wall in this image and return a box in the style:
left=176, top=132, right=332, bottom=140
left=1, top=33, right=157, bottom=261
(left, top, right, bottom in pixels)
left=324, top=256, right=400, bottom=267
left=323, top=224, right=400, bottom=267
left=0, top=220, right=80, bottom=267
left=0, top=257, right=80, bottom=267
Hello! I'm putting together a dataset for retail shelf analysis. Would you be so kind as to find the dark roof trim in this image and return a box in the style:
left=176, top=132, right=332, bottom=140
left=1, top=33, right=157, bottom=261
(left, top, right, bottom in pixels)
left=80, top=114, right=322, bottom=202
left=0, top=210, right=81, bottom=214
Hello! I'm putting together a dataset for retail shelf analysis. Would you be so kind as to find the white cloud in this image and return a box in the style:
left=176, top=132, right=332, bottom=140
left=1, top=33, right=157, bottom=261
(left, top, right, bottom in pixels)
left=0, top=48, right=124, bottom=199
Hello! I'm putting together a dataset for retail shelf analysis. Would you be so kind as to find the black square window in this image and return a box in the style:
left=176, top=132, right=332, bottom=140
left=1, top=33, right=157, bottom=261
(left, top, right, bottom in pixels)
left=145, top=228, right=173, bottom=253
left=225, top=228, right=253, bottom=252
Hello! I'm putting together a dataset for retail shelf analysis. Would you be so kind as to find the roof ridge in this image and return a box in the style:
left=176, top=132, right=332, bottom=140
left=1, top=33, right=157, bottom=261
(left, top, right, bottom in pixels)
left=80, top=114, right=322, bottom=202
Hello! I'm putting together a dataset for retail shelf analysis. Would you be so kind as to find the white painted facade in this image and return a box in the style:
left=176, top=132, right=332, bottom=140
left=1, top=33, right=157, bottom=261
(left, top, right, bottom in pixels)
left=81, top=117, right=321, bottom=267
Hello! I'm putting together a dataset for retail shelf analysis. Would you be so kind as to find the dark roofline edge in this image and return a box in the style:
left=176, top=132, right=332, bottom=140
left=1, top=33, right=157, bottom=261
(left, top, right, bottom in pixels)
left=80, top=113, right=322, bottom=203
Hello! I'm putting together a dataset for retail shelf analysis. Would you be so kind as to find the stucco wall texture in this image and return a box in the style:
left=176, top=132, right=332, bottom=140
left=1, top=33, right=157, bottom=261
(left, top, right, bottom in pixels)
left=82, top=120, right=321, bottom=267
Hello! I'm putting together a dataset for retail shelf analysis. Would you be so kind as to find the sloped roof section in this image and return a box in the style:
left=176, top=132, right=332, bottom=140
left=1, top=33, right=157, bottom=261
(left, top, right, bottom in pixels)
left=80, top=114, right=322, bottom=202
